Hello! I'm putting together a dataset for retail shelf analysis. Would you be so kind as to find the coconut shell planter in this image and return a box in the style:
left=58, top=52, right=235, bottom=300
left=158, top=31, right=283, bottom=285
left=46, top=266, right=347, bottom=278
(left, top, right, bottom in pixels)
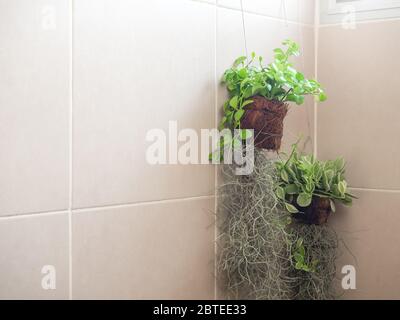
left=294, top=196, right=332, bottom=225
left=216, top=40, right=356, bottom=300
left=240, top=96, right=288, bottom=151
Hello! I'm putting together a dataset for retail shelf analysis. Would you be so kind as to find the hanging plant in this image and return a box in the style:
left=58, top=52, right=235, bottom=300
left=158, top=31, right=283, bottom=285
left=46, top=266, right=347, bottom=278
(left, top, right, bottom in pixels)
left=216, top=39, right=356, bottom=300
left=275, top=144, right=356, bottom=225
left=220, top=39, right=326, bottom=151
left=217, top=150, right=343, bottom=300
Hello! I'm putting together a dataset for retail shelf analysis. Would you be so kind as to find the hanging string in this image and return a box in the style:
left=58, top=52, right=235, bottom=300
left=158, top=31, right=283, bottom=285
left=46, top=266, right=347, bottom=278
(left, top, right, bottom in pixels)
left=297, top=1, right=313, bottom=151
left=239, top=0, right=248, bottom=58
left=281, top=0, right=289, bottom=27
left=279, top=0, right=313, bottom=152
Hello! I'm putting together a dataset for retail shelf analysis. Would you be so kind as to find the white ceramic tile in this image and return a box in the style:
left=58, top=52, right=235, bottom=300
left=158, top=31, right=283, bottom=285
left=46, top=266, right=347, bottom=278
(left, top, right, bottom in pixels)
left=330, top=190, right=400, bottom=299
left=217, top=8, right=315, bottom=154
left=0, top=212, right=69, bottom=299
left=0, top=0, right=70, bottom=216
left=73, top=0, right=216, bottom=208
left=72, top=197, right=215, bottom=299
left=318, top=21, right=400, bottom=189
left=217, top=0, right=315, bottom=25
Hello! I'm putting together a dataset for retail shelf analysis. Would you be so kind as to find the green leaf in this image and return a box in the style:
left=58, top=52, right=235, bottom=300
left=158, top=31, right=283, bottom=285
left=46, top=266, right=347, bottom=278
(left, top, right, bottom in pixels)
left=281, top=169, right=289, bottom=183
left=234, top=109, right=245, bottom=122
left=233, top=56, right=246, bottom=67
left=295, top=261, right=303, bottom=270
left=338, top=180, right=347, bottom=195
left=343, top=195, right=353, bottom=206
left=297, top=193, right=312, bottom=207
left=229, top=96, right=238, bottom=109
left=335, top=158, right=345, bottom=171
left=285, top=203, right=299, bottom=214
left=285, top=184, right=299, bottom=195
left=295, top=95, right=305, bottom=105
left=296, top=72, right=305, bottom=81
left=297, top=240, right=305, bottom=256
left=240, top=129, right=253, bottom=139
left=241, top=99, right=254, bottom=108
left=238, top=68, right=247, bottom=78
left=319, top=92, right=327, bottom=102
left=294, top=253, right=304, bottom=264
left=324, top=169, right=334, bottom=185
left=276, top=187, right=286, bottom=201
left=223, top=101, right=229, bottom=112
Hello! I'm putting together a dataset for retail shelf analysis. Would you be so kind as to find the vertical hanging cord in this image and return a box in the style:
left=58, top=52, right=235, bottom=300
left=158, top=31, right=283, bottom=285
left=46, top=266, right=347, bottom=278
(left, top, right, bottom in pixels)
left=281, top=0, right=288, bottom=27
left=297, top=1, right=312, bottom=152
left=239, top=0, right=248, bottom=58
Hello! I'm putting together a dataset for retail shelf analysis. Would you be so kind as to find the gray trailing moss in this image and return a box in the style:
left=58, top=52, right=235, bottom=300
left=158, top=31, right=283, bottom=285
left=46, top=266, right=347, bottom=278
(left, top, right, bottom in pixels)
left=217, top=150, right=339, bottom=300
left=290, top=224, right=339, bottom=300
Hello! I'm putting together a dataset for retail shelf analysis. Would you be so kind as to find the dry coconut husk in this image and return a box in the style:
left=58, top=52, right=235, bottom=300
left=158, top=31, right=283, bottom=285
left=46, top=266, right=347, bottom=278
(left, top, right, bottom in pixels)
left=295, top=197, right=332, bottom=225
left=240, top=96, right=288, bottom=151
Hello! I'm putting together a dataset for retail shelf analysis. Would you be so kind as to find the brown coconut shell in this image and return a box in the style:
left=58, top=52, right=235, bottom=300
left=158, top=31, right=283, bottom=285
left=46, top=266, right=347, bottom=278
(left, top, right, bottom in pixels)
left=240, top=96, right=288, bottom=151
left=295, top=197, right=332, bottom=225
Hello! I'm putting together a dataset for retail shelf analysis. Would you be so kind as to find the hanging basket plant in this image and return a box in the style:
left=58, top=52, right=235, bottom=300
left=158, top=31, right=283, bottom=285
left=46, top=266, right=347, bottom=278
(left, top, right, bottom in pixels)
left=216, top=39, right=357, bottom=300
left=219, top=40, right=326, bottom=152
left=217, top=149, right=350, bottom=300
left=275, top=144, right=357, bottom=225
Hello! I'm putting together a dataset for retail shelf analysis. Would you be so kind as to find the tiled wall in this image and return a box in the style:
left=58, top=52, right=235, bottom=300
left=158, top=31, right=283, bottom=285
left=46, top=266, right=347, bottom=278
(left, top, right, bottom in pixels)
left=318, top=15, right=400, bottom=298
left=0, top=0, right=314, bottom=299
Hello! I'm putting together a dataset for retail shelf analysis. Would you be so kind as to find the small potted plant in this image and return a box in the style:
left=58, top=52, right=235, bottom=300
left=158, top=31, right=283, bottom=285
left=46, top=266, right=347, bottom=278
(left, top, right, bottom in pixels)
left=220, top=39, right=326, bottom=151
left=275, top=144, right=356, bottom=225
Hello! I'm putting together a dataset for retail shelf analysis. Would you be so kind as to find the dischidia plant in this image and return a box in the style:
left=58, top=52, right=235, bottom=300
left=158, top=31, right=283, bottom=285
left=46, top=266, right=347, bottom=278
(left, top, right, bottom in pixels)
left=220, top=39, right=326, bottom=151
left=275, top=143, right=356, bottom=225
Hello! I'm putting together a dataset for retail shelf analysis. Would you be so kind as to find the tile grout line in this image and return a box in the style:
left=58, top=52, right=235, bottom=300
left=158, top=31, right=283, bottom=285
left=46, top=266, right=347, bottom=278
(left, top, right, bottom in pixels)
left=0, top=195, right=217, bottom=220
left=1, top=186, right=398, bottom=221
left=190, top=0, right=400, bottom=27
left=349, top=187, right=400, bottom=193
left=68, top=0, right=74, bottom=301
left=217, top=3, right=315, bottom=27
left=214, top=3, right=218, bottom=301
left=0, top=210, right=69, bottom=221
left=72, top=195, right=216, bottom=213
left=189, top=0, right=315, bottom=27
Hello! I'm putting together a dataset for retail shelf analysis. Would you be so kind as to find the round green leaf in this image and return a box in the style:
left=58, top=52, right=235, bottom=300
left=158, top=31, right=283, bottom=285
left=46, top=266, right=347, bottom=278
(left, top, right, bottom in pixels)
left=276, top=187, right=286, bottom=201
left=297, top=193, right=312, bottom=207
left=319, top=92, right=327, bottom=102
left=285, top=184, right=299, bottom=194
left=281, top=169, right=289, bottom=183
left=285, top=203, right=299, bottom=214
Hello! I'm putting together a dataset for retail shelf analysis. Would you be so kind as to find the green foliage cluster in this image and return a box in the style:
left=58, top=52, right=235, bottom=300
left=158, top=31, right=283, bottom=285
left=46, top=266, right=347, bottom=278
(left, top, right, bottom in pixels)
left=220, top=39, right=326, bottom=130
left=275, top=144, right=356, bottom=215
left=292, top=238, right=318, bottom=273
